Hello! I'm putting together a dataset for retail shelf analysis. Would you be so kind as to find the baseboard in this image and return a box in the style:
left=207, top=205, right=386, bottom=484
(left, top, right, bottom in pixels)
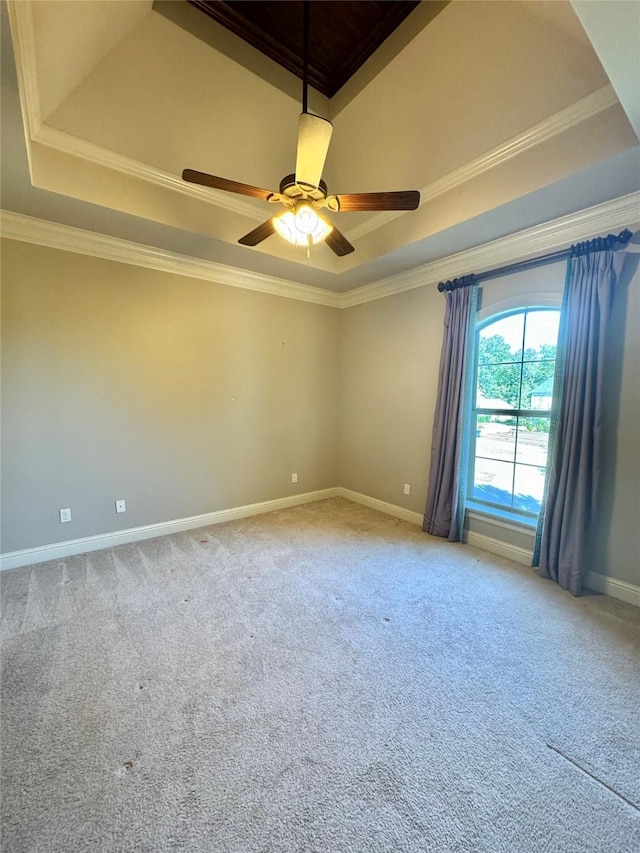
left=0, top=488, right=340, bottom=572
left=4, top=489, right=638, bottom=608
left=464, top=531, right=640, bottom=606
left=585, top=571, right=640, bottom=607
left=337, top=488, right=424, bottom=526
left=465, top=530, right=533, bottom=566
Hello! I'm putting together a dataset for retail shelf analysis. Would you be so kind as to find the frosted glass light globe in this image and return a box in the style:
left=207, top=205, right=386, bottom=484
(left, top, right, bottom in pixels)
left=294, top=203, right=319, bottom=235
left=273, top=209, right=333, bottom=248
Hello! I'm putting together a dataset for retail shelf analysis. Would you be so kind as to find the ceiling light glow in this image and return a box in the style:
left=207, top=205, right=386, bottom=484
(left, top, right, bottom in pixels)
left=274, top=208, right=333, bottom=247
left=294, top=203, right=319, bottom=235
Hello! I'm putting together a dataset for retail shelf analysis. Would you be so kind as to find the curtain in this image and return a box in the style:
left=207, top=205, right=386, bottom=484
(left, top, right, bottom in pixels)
left=423, top=277, right=477, bottom=541
left=533, top=231, right=633, bottom=595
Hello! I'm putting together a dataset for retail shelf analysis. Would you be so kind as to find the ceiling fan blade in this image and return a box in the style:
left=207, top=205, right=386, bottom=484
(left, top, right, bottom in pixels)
left=325, top=225, right=354, bottom=257
left=182, top=169, right=273, bottom=201
left=295, top=113, right=333, bottom=190
left=238, top=218, right=276, bottom=246
left=331, top=191, right=420, bottom=212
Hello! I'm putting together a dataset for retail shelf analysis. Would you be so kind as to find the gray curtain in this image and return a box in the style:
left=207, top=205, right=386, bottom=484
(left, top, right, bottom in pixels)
left=534, top=232, right=632, bottom=595
left=423, top=277, right=477, bottom=541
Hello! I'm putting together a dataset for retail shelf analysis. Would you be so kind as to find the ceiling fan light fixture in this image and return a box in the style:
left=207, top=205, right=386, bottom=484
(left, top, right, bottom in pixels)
left=274, top=209, right=333, bottom=247
left=294, top=202, right=319, bottom=235
left=181, top=2, right=418, bottom=258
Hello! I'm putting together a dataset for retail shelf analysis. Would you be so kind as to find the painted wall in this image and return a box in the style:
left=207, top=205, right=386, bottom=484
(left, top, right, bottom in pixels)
left=1, top=239, right=339, bottom=553
left=339, top=285, right=444, bottom=512
left=339, top=251, right=640, bottom=588
left=2, top=232, right=638, bottom=591
left=602, top=246, right=640, bottom=587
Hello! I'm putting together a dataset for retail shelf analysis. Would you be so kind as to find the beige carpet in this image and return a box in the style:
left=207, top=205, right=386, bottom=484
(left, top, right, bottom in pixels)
left=1, top=497, right=639, bottom=852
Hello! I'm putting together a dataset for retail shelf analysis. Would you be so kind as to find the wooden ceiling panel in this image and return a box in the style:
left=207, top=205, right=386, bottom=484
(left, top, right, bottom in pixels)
left=188, top=1, right=421, bottom=97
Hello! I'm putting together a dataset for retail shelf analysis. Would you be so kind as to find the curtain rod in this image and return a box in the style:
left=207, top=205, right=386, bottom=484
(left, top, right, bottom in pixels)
left=437, top=228, right=632, bottom=292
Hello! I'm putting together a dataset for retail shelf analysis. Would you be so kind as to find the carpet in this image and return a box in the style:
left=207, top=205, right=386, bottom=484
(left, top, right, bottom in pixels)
left=2, top=497, right=639, bottom=851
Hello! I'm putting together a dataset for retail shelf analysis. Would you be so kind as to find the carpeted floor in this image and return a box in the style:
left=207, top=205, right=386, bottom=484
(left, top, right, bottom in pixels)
left=1, top=497, right=639, bottom=852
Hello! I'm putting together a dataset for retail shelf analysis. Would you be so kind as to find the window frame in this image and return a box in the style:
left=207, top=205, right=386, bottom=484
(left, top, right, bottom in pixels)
left=466, top=298, right=562, bottom=524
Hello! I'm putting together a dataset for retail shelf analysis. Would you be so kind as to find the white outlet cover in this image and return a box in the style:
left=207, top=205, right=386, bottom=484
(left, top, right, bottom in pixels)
left=59, top=508, right=71, bottom=523
left=404, top=484, right=411, bottom=495
left=116, top=499, right=126, bottom=513
left=292, top=473, right=298, bottom=483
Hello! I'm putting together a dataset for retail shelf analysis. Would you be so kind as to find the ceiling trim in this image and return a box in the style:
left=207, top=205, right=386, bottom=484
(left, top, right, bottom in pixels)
left=6, top=0, right=40, bottom=173
left=6, top=0, right=264, bottom=224
left=30, top=83, right=621, bottom=245
left=34, top=125, right=265, bottom=222
left=29, top=84, right=620, bottom=245
left=0, top=211, right=341, bottom=308
left=341, top=191, right=640, bottom=307
left=3, top=193, right=638, bottom=311
left=346, top=85, right=619, bottom=241
left=10, top=0, right=622, bottom=253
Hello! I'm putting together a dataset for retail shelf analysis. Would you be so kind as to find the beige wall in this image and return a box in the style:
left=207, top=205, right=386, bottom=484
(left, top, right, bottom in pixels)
left=603, top=248, right=640, bottom=586
left=2, top=234, right=638, bottom=589
left=1, top=240, right=339, bottom=552
left=339, top=254, right=640, bottom=588
left=339, top=285, right=444, bottom=513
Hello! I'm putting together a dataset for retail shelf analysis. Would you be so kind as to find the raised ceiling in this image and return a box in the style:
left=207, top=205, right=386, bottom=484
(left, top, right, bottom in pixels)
left=189, top=0, right=424, bottom=98
left=2, top=0, right=639, bottom=292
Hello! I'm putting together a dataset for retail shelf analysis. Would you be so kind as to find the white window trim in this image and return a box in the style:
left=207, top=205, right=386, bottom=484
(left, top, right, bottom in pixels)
left=465, top=503, right=537, bottom=535
left=466, top=298, right=562, bottom=523
left=476, top=291, right=562, bottom=323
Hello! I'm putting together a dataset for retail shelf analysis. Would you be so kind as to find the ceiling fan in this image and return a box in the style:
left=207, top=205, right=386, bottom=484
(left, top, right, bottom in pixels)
left=182, top=2, right=420, bottom=257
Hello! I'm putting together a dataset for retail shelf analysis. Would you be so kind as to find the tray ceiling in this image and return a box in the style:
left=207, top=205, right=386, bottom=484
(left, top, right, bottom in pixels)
left=188, top=0, right=424, bottom=98
left=3, top=0, right=639, bottom=290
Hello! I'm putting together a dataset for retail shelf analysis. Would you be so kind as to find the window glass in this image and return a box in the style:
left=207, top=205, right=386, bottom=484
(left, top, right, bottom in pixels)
left=478, top=314, right=524, bottom=364
left=523, top=311, right=560, bottom=357
left=477, top=363, right=521, bottom=409
left=469, top=308, right=560, bottom=519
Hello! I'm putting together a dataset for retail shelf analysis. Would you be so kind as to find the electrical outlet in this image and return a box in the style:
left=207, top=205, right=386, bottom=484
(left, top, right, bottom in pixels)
left=291, top=473, right=298, bottom=484
left=59, top=508, right=71, bottom=523
left=115, top=499, right=126, bottom=513
left=403, top=484, right=411, bottom=495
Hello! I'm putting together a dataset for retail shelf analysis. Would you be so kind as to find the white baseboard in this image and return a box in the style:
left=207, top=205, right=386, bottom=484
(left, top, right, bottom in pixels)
left=337, top=488, right=424, bottom=527
left=585, top=571, right=640, bottom=607
left=465, top=531, right=640, bottom=606
left=465, top=530, right=534, bottom=566
left=3, top=488, right=638, bottom=608
left=0, top=488, right=340, bottom=572
left=1, top=486, right=417, bottom=573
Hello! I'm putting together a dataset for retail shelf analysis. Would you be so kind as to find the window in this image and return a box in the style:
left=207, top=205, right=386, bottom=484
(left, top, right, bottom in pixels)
left=468, top=308, right=560, bottom=520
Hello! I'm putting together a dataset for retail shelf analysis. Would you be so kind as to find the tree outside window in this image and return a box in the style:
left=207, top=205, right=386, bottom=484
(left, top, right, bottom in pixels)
left=469, top=308, right=560, bottom=518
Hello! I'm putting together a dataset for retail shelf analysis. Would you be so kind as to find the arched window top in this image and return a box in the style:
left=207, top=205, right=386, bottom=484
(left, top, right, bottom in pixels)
left=477, top=308, right=561, bottom=377
left=467, top=306, right=561, bottom=520
left=477, top=291, right=562, bottom=324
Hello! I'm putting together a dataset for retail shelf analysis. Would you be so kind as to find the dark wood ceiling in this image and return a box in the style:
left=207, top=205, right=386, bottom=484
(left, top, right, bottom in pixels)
left=188, top=1, right=422, bottom=98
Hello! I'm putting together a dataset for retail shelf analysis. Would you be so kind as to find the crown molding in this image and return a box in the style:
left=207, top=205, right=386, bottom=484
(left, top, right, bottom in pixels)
left=6, top=0, right=264, bottom=224
left=0, top=211, right=342, bottom=308
left=3, top=192, right=638, bottom=310
left=34, top=125, right=266, bottom=223
left=6, top=0, right=40, bottom=174
left=346, top=85, right=620, bottom=242
left=10, top=0, right=621, bottom=250
left=6, top=1, right=41, bottom=136
left=341, top=191, right=640, bottom=307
